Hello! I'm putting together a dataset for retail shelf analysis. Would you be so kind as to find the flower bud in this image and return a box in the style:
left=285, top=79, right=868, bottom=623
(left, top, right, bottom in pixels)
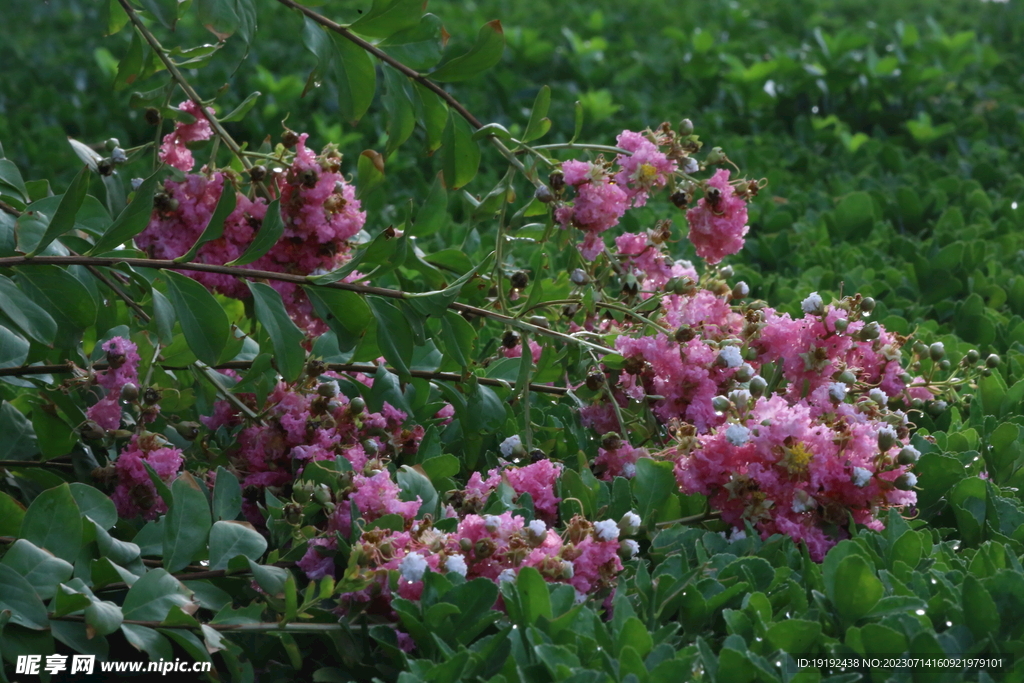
left=618, top=539, right=640, bottom=560
left=249, top=165, right=267, bottom=182
left=748, top=376, right=768, bottom=397
left=734, top=363, right=755, bottom=383
left=929, top=342, right=945, bottom=362
left=120, top=382, right=139, bottom=402
left=860, top=297, right=876, bottom=313
left=877, top=426, right=898, bottom=452
left=731, top=282, right=750, bottom=299
left=474, top=538, right=496, bottom=559
left=894, top=473, right=918, bottom=490
left=897, top=446, right=920, bottom=465
left=712, top=396, right=732, bottom=413
left=585, top=370, right=604, bottom=391
left=293, top=482, right=314, bottom=504
left=145, top=107, right=162, bottom=125
left=679, top=119, right=694, bottom=135
left=835, top=318, right=851, bottom=333
left=618, top=511, right=641, bottom=536
left=79, top=420, right=107, bottom=441
left=312, top=485, right=332, bottom=506
left=719, top=265, right=734, bottom=279
left=317, top=381, right=339, bottom=398
left=348, top=397, right=365, bottom=414
left=284, top=503, right=303, bottom=525
left=528, top=316, right=550, bottom=329
left=986, top=354, right=1001, bottom=369
left=281, top=130, right=300, bottom=148
left=601, top=432, right=623, bottom=450
left=913, top=341, right=929, bottom=357
left=510, top=271, right=529, bottom=290
left=570, top=268, right=590, bottom=286
left=966, top=349, right=980, bottom=364
left=857, top=321, right=880, bottom=341
left=705, top=147, right=727, bottom=165
left=548, top=171, right=565, bottom=191
left=938, top=360, right=950, bottom=371
left=836, top=370, right=856, bottom=385
left=534, top=185, right=554, bottom=203
left=928, top=400, right=948, bottom=416
left=175, top=422, right=201, bottom=441
left=502, top=330, right=520, bottom=349
left=143, top=387, right=160, bottom=405
left=111, top=148, right=127, bottom=165
left=673, top=325, right=696, bottom=343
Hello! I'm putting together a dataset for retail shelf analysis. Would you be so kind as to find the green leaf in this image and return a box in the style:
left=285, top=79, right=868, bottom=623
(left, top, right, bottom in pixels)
left=349, top=0, right=422, bottom=38
left=208, top=521, right=268, bottom=570
left=0, top=325, right=29, bottom=369
left=832, top=191, right=875, bottom=240
left=213, top=466, right=242, bottom=521
left=765, top=619, right=821, bottom=653
left=121, top=623, right=174, bottom=661
left=69, top=482, right=118, bottom=530
left=16, top=264, right=97, bottom=330
left=615, top=617, right=653, bottom=658
left=516, top=566, right=552, bottom=623
left=411, top=173, right=448, bottom=237
left=440, top=112, right=481, bottom=190
left=962, top=574, right=999, bottom=638
left=440, top=311, right=475, bottom=368
left=122, top=568, right=196, bottom=621
left=162, top=473, right=212, bottom=572
left=367, top=296, right=414, bottom=379
left=0, top=563, right=50, bottom=629
left=414, top=83, right=448, bottom=153
left=29, top=166, right=89, bottom=256
left=831, top=554, right=883, bottom=624
left=219, top=90, right=262, bottom=122
left=0, top=490, right=27, bottom=536
left=429, top=20, right=505, bottom=82
left=0, top=539, right=74, bottom=601
left=0, top=275, right=57, bottom=345
left=382, top=66, right=417, bottom=158
left=522, top=85, right=552, bottom=143
left=174, top=183, right=237, bottom=263
left=20, top=483, right=82, bottom=563
left=0, top=159, right=29, bottom=202
left=86, top=597, right=124, bottom=636
left=356, top=150, right=387, bottom=200
left=302, top=18, right=376, bottom=124
left=632, top=459, right=677, bottom=525
left=89, top=171, right=159, bottom=255
left=162, top=270, right=230, bottom=366
left=396, top=465, right=438, bottom=519
left=247, top=281, right=307, bottom=382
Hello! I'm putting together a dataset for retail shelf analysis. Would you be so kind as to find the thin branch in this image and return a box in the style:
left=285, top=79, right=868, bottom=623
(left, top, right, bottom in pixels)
left=116, top=0, right=252, bottom=171
left=50, top=614, right=343, bottom=632
left=0, top=359, right=570, bottom=396
left=0, top=460, right=74, bottom=470
left=0, top=255, right=614, bottom=354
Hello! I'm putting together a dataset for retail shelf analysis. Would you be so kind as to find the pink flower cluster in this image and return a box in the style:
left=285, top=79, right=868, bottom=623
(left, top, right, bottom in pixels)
left=158, top=100, right=215, bottom=172
left=139, top=128, right=366, bottom=333
left=86, top=336, right=141, bottom=431
left=111, top=434, right=184, bottom=520
left=462, top=459, right=563, bottom=523
left=555, top=160, right=629, bottom=260
left=685, top=169, right=749, bottom=264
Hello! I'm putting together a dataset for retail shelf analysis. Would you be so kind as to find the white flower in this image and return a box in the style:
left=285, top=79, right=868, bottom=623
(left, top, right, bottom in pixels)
left=801, top=291, right=824, bottom=315
left=484, top=515, right=501, bottom=533
left=619, top=511, right=641, bottom=536
left=902, top=473, right=918, bottom=487
left=869, top=388, right=887, bottom=405
left=725, top=424, right=751, bottom=447
left=622, top=462, right=637, bottom=478
left=131, top=177, right=144, bottom=191
left=718, top=346, right=743, bottom=368
left=620, top=539, right=640, bottom=558
left=729, top=528, right=747, bottom=542
left=791, top=489, right=817, bottom=513
left=729, top=389, right=751, bottom=410
left=528, top=520, right=546, bottom=537
left=399, top=552, right=428, bottom=582
left=851, top=467, right=872, bottom=488
left=574, top=589, right=587, bottom=605
left=498, top=568, right=517, bottom=584
left=594, top=519, right=620, bottom=542
left=682, top=157, right=699, bottom=175
left=499, top=435, right=522, bottom=458
left=444, top=554, right=468, bottom=577
left=828, top=382, right=848, bottom=402
left=561, top=561, right=575, bottom=579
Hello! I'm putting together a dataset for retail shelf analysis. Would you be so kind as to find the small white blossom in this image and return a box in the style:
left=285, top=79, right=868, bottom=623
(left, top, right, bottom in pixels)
left=528, top=519, right=546, bottom=536
left=718, top=346, right=743, bottom=368
left=444, top=554, right=468, bottom=577
left=131, top=177, right=144, bottom=191
left=561, top=561, right=575, bottom=579
left=619, top=511, right=642, bottom=535
left=902, top=473, right=919, bottom=487
left=828, top=382, right=848, bottom=402
left=399, top=552, right=428, bottom=582
left=498, top=568, right=517, bottom=584
left=682, top=157, right=699, bottom=174
left=574, top=589, right=587, bottom=605
left=484, top=515, right=501, bottom=533
left=869, top=388, right=887, bottom=405
left=622, top=462, right=637, bottom=478
left=801, top=291, right=824, bottom=315
left=729, top=389, right=751, bottom=410
left=791, top=489, right=817, bottom=513
left=499, top=435, right=522, bottom=458
left=594, top=519, right=620, bottom=542
left=851, top=467, right=872, bottom=488
left=620, top=539, right=640, bottom=557
left=725, top=424, right=751, bottom=447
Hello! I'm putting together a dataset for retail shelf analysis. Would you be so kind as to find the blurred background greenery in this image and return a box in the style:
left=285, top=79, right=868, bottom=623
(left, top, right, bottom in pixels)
left=2, top=0, right=1024, bottom=434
